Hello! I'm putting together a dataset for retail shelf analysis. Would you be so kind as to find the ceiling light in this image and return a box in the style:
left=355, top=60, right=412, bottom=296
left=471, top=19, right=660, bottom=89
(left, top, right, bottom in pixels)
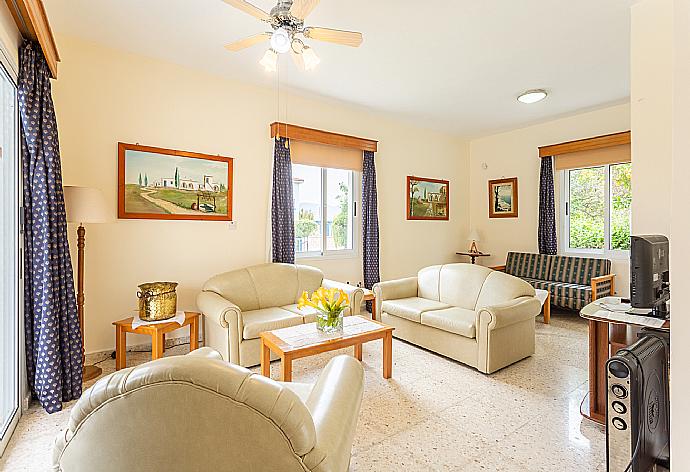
left=302, top=46, right=320, bottom=71
left=517, top=89, right=548, bottom=104
left=259, top=49, right=278, bottom=72
left=270, top=28, right=291, bottom=54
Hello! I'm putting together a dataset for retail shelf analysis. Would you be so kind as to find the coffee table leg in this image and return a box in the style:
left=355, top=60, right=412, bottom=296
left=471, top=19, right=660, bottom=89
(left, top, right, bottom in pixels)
left=161, top=333, right=166, bottom=353
left=260, top=338, right=271, bottom=378
left=383, top=331, right=392, bottom=379
left=115, top=326, right=126, bottom=371
left=281, top=355, right=292, bottom=382
left=371, top=298, right=377, bottom=321
left=190, top=316, right=199, bottom=351
left=354, top=343, right=363, bottom=361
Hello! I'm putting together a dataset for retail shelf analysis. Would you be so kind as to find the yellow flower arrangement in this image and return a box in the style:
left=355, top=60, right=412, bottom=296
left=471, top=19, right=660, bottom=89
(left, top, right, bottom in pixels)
left=298, top=287, right=350, bottom=332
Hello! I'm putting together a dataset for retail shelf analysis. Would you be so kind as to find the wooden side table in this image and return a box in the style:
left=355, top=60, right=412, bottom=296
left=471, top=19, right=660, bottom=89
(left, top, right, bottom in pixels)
left=112, top=311, right=200, bottom=370
left=362, top=289, right=377, bottom=320
left=456, top=251, right=491, bottom=264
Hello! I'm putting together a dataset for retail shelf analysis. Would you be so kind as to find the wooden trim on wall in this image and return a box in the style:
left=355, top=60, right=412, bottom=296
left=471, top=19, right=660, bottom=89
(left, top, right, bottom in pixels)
left=270, top=122, right=378, bottom=153
left=5, top=0, right=60, bottom=78
left=538, top=131, right=631, bottom=158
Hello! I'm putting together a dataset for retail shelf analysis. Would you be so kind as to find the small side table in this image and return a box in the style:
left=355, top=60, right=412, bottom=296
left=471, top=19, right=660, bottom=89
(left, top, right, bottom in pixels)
left=113, top=311, right=200, bottom=370
left=456, top=251, right=491, bottom=264
left=362, top=288, right=377, bottom=320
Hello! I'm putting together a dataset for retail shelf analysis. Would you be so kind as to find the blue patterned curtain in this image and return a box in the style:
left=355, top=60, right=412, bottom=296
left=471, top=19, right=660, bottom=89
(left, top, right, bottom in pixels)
left=271, top=137, right=295, bottom=263
left=538, top=155, right=557, bottom=255
left=362, top=151, right=380, bottom=311
left=19, top=40, right=82, bottom=413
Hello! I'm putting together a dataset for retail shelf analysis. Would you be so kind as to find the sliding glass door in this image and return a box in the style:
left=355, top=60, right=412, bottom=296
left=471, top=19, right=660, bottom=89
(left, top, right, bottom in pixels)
left=0, top=61, right=20, bottom=455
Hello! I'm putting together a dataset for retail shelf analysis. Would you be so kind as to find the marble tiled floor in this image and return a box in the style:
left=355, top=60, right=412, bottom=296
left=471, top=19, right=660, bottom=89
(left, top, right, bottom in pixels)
left=0, top=311, right=607, bottom=471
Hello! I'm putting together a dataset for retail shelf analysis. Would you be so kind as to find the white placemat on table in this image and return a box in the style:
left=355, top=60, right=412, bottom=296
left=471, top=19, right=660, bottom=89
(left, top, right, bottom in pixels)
left=131, top=311, right=186, bottom=329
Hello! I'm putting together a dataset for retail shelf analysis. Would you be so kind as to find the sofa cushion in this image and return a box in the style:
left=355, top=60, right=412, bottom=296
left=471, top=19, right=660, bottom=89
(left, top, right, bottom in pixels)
left=505, top=252, right=553, bottom=280
left=421, top=307, right=477, bottom=338
left=242, top=307, right=303, bottom=340
left=417, top=265, right=442, bottom=301
left=475, top=271, right=536, bottom=309
left=246, top=264, right=302, bottom=309
left=547, top=255, right=611, bottom=285
left=282, top=304, right=321, bottom=324
left=203, top=268, right=260, bottom=312
left=522, top=278, right=591, bottom=311
left=438, top=264, right=492, bottom=310
left=381, top=297, right=451, bottom=323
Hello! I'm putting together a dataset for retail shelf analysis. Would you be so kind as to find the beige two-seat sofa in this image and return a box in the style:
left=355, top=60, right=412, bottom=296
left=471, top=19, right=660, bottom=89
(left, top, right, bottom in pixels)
left=197, top=263, right=364, bottom=367
left=374, top=263, right=541, bottom=373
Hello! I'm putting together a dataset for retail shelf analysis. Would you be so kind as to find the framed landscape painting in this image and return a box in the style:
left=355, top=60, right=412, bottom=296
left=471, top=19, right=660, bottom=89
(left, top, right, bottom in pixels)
left=406, top=176, right=449, bottom=221
left=118, top=143, right=233, bottom=221
left=488, top=177, right=518, bottom=218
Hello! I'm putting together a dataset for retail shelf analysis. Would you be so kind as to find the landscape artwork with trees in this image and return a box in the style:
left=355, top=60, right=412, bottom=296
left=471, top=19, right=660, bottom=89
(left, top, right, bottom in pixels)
left=406, top=176, right=449, bottom=221
left=118, top=143, right=233, bottom=221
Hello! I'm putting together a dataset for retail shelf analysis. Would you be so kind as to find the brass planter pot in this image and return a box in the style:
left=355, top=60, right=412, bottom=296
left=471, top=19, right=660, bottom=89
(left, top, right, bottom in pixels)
left=137, top=282, right=178, bottom=321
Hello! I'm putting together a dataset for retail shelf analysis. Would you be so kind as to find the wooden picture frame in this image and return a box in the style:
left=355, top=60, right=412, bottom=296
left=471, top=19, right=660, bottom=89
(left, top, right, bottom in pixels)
left=118, top=143, right=234, bottom=221
left=406, top=176, right=449, bottom=221
left=488, top=177, right=518, bottom=218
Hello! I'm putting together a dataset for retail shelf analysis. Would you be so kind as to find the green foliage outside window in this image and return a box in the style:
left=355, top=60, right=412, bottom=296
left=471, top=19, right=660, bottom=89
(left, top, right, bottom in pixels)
left=332, top=182, right=349, bottom=248
left=296, top=209, right=317, bottom=239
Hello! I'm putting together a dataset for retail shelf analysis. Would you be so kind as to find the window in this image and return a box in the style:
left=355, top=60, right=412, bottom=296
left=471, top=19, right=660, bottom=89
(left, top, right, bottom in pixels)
left=293, top=164, right=358, bottom=257
left=562, top=162, right=632, bottom=253
left=0, top=62, right=19, bottom=454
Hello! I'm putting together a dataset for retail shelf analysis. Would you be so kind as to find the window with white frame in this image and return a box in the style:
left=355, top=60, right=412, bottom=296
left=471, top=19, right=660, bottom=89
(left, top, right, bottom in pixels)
left=562, top=162, right=632, bottom=253
left=292, top=163, right=358, bottom=258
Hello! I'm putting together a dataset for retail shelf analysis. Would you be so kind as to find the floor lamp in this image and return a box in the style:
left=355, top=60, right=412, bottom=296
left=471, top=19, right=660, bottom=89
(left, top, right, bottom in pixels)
left=63, top=186, right=110, bottom=382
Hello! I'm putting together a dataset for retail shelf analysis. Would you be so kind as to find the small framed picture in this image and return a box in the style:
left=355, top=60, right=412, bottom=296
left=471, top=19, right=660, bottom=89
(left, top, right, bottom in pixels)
left=118, top=143, right=233, bottom=221
left=406, top=176, right=449, bottom=221
left=488, top=177, right=518, bottom=218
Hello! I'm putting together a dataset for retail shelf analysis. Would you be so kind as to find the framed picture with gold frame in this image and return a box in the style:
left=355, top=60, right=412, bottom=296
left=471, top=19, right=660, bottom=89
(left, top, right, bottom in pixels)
left=118, top=143, right=233, bottom=221
left=488, top=177, right=518, bottom=218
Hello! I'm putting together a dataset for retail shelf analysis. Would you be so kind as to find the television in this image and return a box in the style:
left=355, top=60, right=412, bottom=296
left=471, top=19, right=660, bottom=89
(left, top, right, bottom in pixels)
left=630, top=235, right=669, bottom=318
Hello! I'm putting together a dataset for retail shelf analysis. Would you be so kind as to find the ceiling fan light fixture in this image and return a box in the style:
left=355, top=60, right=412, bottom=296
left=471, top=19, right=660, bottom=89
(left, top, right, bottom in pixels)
left=259, top=48, right=278, bottom=71
left=302, top=46, right=320, bottom=71
left=270, top=27, right=292, bottom=53
left=517, top=89, right=548, bottom=104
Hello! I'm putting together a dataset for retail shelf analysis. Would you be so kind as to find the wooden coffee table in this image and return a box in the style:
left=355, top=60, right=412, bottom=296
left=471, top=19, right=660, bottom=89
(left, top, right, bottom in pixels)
left=259, top=315, right=394, bottom=382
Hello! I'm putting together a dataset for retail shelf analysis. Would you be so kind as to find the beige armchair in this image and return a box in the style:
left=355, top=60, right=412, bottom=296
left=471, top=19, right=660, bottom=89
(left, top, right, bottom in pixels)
left=52, top=348, right=365, bottom=472
left=197, top=263, right=364, bottom=366
left=374, top=263, right=541, bottom=373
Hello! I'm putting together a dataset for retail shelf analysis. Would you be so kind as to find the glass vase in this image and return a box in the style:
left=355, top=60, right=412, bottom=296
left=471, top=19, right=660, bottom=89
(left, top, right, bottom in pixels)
left=316, top=309, right=344, bottom=334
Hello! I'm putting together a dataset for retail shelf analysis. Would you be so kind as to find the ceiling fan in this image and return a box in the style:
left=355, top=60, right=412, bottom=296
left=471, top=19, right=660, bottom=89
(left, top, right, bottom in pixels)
left=223, top=0, right=363, bottom=71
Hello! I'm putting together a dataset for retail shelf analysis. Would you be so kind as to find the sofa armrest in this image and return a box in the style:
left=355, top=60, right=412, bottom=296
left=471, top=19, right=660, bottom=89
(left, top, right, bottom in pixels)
left=196, top=291, right=242, bottom=331
left=186, top=347, right=223, bottom=361
left=477, top=296, right=541, bottom=331
left=372, top=277, right=418, bottom=318
left=591, top=274, right=616, bottom=301
left=322, top=279, right=365, bottom=316
left=303, top=355, right=364, bottom=472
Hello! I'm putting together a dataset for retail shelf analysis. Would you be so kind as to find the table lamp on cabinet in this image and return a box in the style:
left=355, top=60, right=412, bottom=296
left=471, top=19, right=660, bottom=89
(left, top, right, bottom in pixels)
left=63, top=186, right=110, bottom=382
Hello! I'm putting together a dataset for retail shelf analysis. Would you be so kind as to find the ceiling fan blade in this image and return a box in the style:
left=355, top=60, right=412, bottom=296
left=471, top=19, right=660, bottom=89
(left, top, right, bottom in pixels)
left=290, top=0, right=320, bottom=19
left=291, top=50, right=305, bottom=70
left=222, top=0, right=272, bottom=22
left=303, top=27, right=363, bottom=47
left=225, top=33, right=271, bottom=52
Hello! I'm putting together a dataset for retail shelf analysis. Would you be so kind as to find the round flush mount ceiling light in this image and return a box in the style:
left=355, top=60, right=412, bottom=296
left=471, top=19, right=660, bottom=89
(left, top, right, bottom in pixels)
left=517, top=89, right=548, bottom=104
left=270, top=28, right=292, bottom=54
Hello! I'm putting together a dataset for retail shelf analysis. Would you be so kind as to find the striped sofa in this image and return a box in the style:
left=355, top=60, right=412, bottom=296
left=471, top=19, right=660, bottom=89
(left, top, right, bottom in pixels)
left=493, top=252, right=615, bottom=315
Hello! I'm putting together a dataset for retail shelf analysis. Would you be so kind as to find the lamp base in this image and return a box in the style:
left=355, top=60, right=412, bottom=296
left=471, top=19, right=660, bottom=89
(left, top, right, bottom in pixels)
left=83, top=364, right=103, bottom=382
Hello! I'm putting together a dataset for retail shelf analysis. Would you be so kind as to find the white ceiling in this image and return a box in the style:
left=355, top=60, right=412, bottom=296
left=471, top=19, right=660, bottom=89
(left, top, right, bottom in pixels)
left=44, top=0, right=635, bottom=137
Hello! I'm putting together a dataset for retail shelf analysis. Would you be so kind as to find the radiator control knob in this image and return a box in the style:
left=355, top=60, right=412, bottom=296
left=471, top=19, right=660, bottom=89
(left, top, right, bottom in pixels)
left=612, top=401, right=627, bottom=415
left=612, top=417, right=627, bottom=431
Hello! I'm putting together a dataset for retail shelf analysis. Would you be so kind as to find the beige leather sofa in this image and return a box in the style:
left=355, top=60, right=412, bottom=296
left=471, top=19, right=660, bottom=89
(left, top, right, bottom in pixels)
left=52, top=348, right=365, bottom=472
left=197, top=263, right=364, bottom=366
left=373, top=263, right=541, bottom=374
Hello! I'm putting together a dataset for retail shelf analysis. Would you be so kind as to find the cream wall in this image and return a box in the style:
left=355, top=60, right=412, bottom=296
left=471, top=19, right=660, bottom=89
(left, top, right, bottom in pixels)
left=468, top=104, right=631, bottom=294
left=52, top=35, right=470, bottom=353
left=630, top=0, right=673, bottom=236
left=671, top=0, right=690, bottom=460
left=0, top=1, right=20, bottom=72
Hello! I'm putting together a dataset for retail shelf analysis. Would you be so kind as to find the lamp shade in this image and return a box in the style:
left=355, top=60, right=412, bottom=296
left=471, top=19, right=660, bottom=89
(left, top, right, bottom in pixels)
left=63, top=186, right=110, bottom=224
left=467, top=229, right=481, bottom=242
